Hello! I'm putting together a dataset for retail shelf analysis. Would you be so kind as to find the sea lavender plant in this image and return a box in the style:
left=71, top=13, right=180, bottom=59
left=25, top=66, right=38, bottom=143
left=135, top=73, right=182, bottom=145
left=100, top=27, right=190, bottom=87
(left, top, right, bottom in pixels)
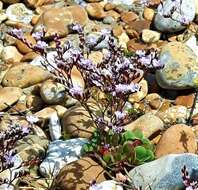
left=9, top=24, right=163, bottom=187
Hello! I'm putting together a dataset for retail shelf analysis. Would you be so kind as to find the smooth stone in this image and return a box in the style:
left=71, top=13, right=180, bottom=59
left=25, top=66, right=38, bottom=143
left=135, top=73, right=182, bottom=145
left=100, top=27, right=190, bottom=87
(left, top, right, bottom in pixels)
left=124, top=112, right=164, bottom=138
left=86, top=3, right=106, bottom=20
left=154, top=0, right=195, bottom=32
left=39, top=138, right=88, bottom=177
left=26, top=94, right=45, bottom=111
left=6, top=3, right=34, bottom=24
left=157, top=105, right=188, bottom=124
left=62, top=105, right=96, bottom=138
left=40, top=81, right=66, bottom=104
left=142, top=29, right=161, bottom=43
left=50, top=157, right=106, bottom=190
left=156, top=42, right=198, bottom=90
left=24, top=0, right=54, bottom=9
left=129, top=153, right=198, bottom=190
left=174, top=93, right=194, bottom=108
left=185, top=35, right=198, bottom=58
left=2, top=63, right=51, bottom=88
left=155, top=124, right=197, bottom=158
left=48, top=112, right=61, bottom=141
left=1, top=46, right=23, bottom=64
left=143, top=7, right=155, bottom=21
left=34, top=5, right=88, bottom=38
left=0, top=11, right=8, bottom=24
left=0, top=87, right=22, bottom=111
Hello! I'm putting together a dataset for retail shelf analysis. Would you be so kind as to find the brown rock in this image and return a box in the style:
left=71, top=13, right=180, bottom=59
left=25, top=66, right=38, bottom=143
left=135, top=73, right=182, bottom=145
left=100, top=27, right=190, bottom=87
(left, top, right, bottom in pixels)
left=51, top=157, right=106, bottom=190
left=24, top=0, right=54, bottom=9
left=105, top=10, right=120, bottom=20
left=127, top=39, right=148, bottom=52
left=86, top=3, right=106, bottom=20
left=104, top=3, right=116, bottom=11
left=126, top=28, right=139, bottom=39
left=121, top=11, right=138, bottom=24
left=62, top=105, right=96, bottom=138
left=21, top=52, right=39, bottom=62
left=155, top=124, right=197, bottom=158
left=34, top=6, right=88, bottom=38
left=128, top=20, right=151, bottom=34
left=112, top=25, right=124, bottom=38
left=174, top=94, right=195, bottom=108
left=26, top=95, right=45, bottom=112
left=143, top=7, right=155, bottom=21
left=145, top=93, right=162, bottom=110
left=0, top=87, right=22, bottom=111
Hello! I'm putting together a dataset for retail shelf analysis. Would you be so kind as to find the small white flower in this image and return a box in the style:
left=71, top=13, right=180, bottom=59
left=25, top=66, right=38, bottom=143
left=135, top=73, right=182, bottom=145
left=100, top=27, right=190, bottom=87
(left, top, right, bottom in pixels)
left=26, top=115, right=39, bottom=124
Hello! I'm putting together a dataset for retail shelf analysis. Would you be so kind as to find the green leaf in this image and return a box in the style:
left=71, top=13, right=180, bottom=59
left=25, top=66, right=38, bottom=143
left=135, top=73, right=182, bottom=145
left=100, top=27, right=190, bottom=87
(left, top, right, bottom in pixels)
left=83, top=144, right=94, bottom=152
left=122, top=131, right=136, bottom=142
left=103, top=153, right=113, bottom=164
left=133, top=129, right=144, bottom=140
left=135, top=146, right=154, bottom=163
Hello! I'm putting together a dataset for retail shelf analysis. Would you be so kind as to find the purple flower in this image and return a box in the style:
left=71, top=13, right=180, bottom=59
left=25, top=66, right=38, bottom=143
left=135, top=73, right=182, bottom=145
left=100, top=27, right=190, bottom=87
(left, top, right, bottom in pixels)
left=78, top=58, right=94, bottom=70
left=22, top=126, right=30, bottom=135
left=139, top=56, right=151, bottom=67
left=180, top=16, right=190, bottom=25
left=101, top=28, right=111, bottom=35
left=10, top=28, right=24, bottom=39
left=70, top=23, right=83, bottom=33
left=26, top=115, right=39, bottom=124
left=152, top=59, right=164, bottom=68
left=32, top=31, right=44, bottom=41
left=4, top=151, right=15, bottom=165
left=114, top=111, right=126, bottom=120
left=112, top=125, right=123, bottom=134
left=69, top=85, right=84, bottom=98
left=115, top=83, right=140, bottom=94
left=35, top=40, right=48, bottom=50
left=86, top=36, right=98, bottom=46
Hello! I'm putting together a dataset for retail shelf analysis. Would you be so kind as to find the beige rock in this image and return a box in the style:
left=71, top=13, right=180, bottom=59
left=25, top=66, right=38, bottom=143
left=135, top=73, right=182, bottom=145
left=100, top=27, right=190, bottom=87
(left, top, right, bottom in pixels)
left=86, top=3, right=106, bottom=19
left=1, top=46, right=23, bottom=64
left=129, top=79, right=148, bottom=103
left=0, top=87, right=22, bottom=111
left=88, top=51, right=103, bottom=64
left=143, top=7, right=155, bottom=21
left=105, top=10, right=120, bottom=20
left=2, top=63, right=51, bottom=88
left=155, top=124, right=197, bottom=158
left=34, top=5, right=88, bottom=38
left=104, top=3, right=116, bottom=11
left=35, top=105, right=67, bottom=120
left=40, top=80, right=66, bottom=104
left=124, top=112, right=164, bottom=138
left=62, top=105, right=96, bottom=138
left=121, top=11, right=138, bottom=24
left=142, top=29, right=161, bottom=43
left=118, top=32, right=129, bottom=49
left=24, top=0, right=54, bottom=9
left=157, top=105, right=188, bottom=124
left=51, top=157, right=106, bottom=190
left=0, top=64, right=10, bottom=84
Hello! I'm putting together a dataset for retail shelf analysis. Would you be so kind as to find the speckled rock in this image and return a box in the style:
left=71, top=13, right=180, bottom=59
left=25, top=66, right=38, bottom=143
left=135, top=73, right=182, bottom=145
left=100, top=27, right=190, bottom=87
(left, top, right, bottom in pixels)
left=6, top=3, right=34, bottom=24
left=155, top=124, right=197, bottom=158
left=154, top=0, right=195, bottom=32
left=34, top=5, right=88, bottom=38
left=0, top=87, right=22, bottom=111
left=142, top=29, right=161, bottom=43
left=2, top=63, right=51, bottom=88
left=129, top=153, right=198, bottom=190
left=39, top=138, right=88, bottom=177
left=156, top=42, right=198, bottom=90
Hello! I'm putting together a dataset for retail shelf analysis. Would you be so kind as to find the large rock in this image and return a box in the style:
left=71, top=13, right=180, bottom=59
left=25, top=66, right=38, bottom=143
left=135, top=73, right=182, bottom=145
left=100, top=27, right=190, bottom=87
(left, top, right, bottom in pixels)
left=34, top=5, right=88, bottom=38
left=129, top=153, right=198, bottom=190
left=156, top=42, right=198, bottom=90
left=155, top=124, right=197, bottom=158
left=6, top=3, right=34, bottom=24
left=39, top=138, right=88, bottom=177
left=2, top=63, right=51, bottom=88
left=0, top=87, right=22, bottom=111
left=62, top=105, right=96, bottom=138
left=51, top=157, right=107, bottom=190
left=124, top=113, right=164, bottom=138
left=154, top=0, right=195, bottom=32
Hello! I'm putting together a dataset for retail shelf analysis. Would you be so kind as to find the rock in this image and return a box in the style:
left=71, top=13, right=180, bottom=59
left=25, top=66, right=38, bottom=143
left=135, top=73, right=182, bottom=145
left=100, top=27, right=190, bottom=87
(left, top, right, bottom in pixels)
left=129, top=153, right=198, bottom=190
left=6, top=3, right=34, bottom=24
left=86, top=3, right=106, bottom=19
left=39, top=138, right=88, bottom=177
left=26, top=94, right=45, bottom=111
left=124, top=112, right=164, bottom=138
left=35, top=105, right=67, bottom=120
left=1, top=0, right=19, bottom=3
left=145, top=93, right=162, bottom=109
left=156, top=42, right=198, bottom=90
left=127, top=39, right=148, bottom=52
left=2, top=63, right=51, bottom=88
left=120, top=11, right=138, bottom=24
left=154, top=0, right=195, bottom=32
left=157, top=105, right=188, bottom=124
left=129, top=79, right=148, bottom=103
left=1, top=46, right=23, bottom=64
left=106, top=0, right=134, bottom=6
left=51, top=157, right=106, bottom=190
left=34, top=5, right=88, bottom=38
left=112, top=25, right=124, bottom=38
left=103, top=16, right=115, bottom=24
left=24, top=0, right=54, bottom=9
left=185, top=35, right=198, bottom=58
left=0, top=87, right=22, bottom=111
left=128, top=20, right=151, bottom=34
left=91, top=181, right=123, bottom=190
left=48, top=112, right=61, bottom=141
left=195, top=0, right=198, bottom=15
left=15, top=134, right=49, bottom=161
left=0, top=11, right=8, bottom=24
left=143, top=7, right=155, bottom=21
left=155, top=124, right=197, bottom=158
left=88, top=51, right=103, bottom=64
left=174, top=94, right=195, bottom=108
left=0, top=65, right=10, bottom=84
left=117, top=32, right=129, bottom=49
left=62, top=105, right=96, bottom=138
left=142, top=29, right=161, bottom=43
left=40, top=81, right=66, bottom=104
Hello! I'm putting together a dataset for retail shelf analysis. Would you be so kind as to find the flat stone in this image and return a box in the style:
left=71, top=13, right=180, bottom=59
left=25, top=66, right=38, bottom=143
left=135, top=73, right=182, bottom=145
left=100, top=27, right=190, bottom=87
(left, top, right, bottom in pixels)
left=129, top=153, right=198, bottom=190
left=155, top=124, right=197, bottom=158
left=39, top=138, right=88, bottom=177
left=156, top=42, right=198, bottom=90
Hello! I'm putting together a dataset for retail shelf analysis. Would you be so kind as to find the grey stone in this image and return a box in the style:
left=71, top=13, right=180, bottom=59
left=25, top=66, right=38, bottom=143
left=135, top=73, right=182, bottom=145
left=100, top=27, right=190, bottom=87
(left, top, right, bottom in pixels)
left=154, top=0, right=195, bottom=32
left=39, top=138, right=88, bottom=177
left=129, top=153, right=198, bottom=190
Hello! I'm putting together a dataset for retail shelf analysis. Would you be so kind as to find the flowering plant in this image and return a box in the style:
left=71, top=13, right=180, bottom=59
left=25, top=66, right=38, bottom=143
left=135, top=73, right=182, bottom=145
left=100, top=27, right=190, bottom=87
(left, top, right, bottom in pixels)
left=9, top=23, right=163, bottom=185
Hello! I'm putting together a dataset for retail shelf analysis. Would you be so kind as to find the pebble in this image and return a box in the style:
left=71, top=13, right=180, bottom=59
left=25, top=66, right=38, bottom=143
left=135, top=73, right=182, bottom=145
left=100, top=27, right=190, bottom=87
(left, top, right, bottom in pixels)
left=155, top=124, right=197, bottom=158
left=142, top=29, right=161, bottom=43
left=143, top=7, right=155, bottom=21
left=86, top=3, right=106, bottom=20
left=120, top=11, right=138, bottom=24
left=174, top=93, right=195, bottom=108
left=39, top=138, right=88, bottom=177
left=156, top=42, right=198, bottom=90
